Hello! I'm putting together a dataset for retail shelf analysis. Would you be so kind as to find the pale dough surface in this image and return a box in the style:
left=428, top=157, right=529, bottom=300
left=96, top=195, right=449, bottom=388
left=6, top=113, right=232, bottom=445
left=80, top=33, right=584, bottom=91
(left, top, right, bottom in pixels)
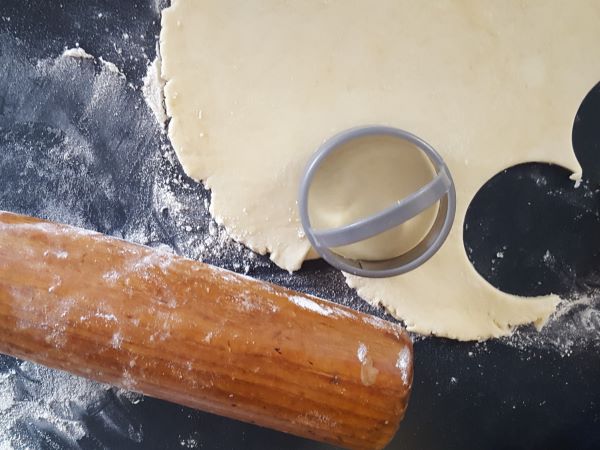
left=307, top=135, right=438, bottom=261
left=161, top=0, right=600, bottom=340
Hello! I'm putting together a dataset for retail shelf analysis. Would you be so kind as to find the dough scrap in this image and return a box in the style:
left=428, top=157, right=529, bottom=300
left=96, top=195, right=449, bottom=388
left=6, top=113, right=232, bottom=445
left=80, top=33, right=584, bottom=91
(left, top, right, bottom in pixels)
left=160, top=0, right=600, bottom=340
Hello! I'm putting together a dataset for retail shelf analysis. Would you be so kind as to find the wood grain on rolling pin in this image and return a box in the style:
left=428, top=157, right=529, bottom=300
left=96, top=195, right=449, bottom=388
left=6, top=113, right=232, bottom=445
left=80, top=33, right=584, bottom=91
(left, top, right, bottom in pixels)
left=0, top=211, right=412, bottom=450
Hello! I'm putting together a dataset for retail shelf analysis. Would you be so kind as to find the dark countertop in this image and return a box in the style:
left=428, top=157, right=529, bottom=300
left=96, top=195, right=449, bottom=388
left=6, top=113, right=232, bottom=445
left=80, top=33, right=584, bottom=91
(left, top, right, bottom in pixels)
left=0, top=1, right=599, bottom=449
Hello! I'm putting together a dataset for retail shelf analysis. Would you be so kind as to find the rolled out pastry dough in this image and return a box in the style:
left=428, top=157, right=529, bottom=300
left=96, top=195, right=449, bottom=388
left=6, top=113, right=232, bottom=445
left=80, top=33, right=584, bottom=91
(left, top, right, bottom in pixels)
left=160, top=0, right=600, bottom=340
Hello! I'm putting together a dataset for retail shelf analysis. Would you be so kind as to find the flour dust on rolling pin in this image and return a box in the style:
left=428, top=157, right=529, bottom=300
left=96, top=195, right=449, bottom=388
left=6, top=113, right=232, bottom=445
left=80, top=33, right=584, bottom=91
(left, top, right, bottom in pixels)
left=0, top=211, right=413, bottom=450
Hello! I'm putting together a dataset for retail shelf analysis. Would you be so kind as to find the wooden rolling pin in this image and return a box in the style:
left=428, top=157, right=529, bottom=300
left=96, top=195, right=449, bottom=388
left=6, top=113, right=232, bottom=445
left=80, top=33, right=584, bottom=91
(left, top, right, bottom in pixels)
left=0, top=211, right=412, bottom=450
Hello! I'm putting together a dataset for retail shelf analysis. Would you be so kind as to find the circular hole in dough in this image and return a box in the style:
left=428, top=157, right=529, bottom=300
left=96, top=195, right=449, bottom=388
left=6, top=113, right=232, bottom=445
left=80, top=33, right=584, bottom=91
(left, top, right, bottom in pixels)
left=463, top=162, right=600, bottom=298
left=307, top=133, right=439, bottom=261
left=573, top=81, right=600, bottom=183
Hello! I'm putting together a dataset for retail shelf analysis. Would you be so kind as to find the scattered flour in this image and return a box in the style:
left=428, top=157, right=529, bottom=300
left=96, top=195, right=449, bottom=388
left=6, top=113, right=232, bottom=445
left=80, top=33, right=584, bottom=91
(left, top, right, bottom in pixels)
left=0, top=359, right=143, bottom=450
left=62, top=47, right=94, bottom=59
left=142, top=52, right=167, bottom=128
left=396, top=347, right=411, bottom=386
left=98, top=56, right=123, bottom=76
left=357, top=342, right=368, bottom=363
left=179, top=435, right=200, bottom=448
left=287, top=294, right=355, bottom=319
left=502, top=294, right=600, bottom=357
left=288, top=295, right=334, bottom=317
left=64, top=46, right=123, bottom=77
left=149, top=144, right=265, bottom=272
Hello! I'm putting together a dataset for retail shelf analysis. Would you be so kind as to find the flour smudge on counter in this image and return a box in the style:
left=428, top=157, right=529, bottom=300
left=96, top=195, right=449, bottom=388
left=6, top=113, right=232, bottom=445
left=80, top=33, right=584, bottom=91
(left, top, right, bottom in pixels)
left=0, top=358, right=143, bottom=450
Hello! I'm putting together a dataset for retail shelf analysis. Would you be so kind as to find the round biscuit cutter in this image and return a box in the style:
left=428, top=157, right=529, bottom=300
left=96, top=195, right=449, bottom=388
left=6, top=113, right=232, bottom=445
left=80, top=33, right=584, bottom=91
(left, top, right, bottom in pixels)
left=298, top=126, right=456, bottom=278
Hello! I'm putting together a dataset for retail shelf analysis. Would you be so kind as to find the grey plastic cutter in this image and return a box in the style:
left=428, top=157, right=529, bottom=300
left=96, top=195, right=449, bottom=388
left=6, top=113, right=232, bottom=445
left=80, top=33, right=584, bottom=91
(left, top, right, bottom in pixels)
left=298, top=126, right=456, bottom=278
